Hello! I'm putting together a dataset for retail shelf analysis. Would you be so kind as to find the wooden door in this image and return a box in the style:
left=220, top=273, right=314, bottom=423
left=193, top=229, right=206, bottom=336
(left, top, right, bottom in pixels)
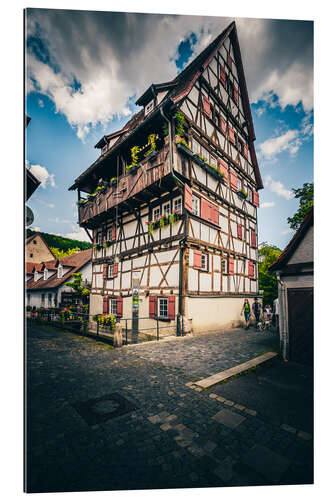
left=287, top=287, right=313, bottom=366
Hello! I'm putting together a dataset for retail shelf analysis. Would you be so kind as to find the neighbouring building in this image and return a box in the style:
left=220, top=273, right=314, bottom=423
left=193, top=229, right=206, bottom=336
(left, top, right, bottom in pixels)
left=26, top=249, right=92, bottom=309
left=26, top=232, right=55, bottom=264
left=269, top=207, right=313, bottom=365
left=69, top=21, right=263, bottom=334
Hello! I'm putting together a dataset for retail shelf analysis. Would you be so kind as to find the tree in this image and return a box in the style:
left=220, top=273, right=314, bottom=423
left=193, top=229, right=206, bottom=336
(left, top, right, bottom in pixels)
left=258, top=244, right=282, bottom=307
left=64, top=272, right=90, bottom=301
left=50, top=247, right=81, bottom=259
left=287, top=182, right=313, bottom=230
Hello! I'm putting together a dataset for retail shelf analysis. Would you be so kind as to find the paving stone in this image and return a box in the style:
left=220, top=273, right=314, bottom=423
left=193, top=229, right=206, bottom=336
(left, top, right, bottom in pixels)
left=203, top=441, right=217, bottom=453
left=234, top=404, right=245, bottom=411
left=244, top=409, right=257, bottom=416
left=280, top=424, right=297, bottom=434
left=216, top=396, right=226, bottom=403
left=160, top=423, right=172, bottom=432
left=209, top=393, right=218, bottom=399
left=297, top=430, right=312, bottom=441
left=166, top=415, right=177, bottom=422
left=223, top=399, right=235, bottom=407
left=213, top=456, right=236, bottom=482
left=212, top=408, right=246, bottom=429
left=241, top=445, right=291, bottom=483
left=147, top=415, right=161, bottom=424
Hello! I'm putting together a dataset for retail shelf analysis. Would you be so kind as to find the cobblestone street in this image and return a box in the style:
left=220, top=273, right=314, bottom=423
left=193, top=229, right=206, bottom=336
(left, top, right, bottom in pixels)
left=26, top=324, right=313, bottom=493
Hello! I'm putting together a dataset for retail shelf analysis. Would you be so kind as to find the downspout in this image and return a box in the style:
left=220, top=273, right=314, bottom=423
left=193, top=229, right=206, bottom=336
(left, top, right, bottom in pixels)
left=276, top=272, right=288, bottom=361
left=160, top=104, right=187, bottom=335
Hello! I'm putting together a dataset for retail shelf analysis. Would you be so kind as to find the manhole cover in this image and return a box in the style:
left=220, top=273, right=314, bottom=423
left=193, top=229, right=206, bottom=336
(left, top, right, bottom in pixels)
left=73, top=393, right=136, bottom=426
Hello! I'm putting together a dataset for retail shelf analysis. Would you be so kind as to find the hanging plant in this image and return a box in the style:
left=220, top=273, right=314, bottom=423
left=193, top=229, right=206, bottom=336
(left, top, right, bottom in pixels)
left=162, top=120, right=169, bottom=137
left=175, top=111, right=185, bottom=137
left=144, top=133, right=157, bottom=158
left=126, top=145, right=140, bottom=172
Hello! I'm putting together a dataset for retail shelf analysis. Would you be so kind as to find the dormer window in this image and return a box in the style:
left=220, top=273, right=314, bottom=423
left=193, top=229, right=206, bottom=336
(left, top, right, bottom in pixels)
left=57, top=265, right=63, bottom=279
left=43, top=268, right=48, bottom=281
left=145, top=100, right=154, bottom=116
left=34, top=270, right=38, bottom=282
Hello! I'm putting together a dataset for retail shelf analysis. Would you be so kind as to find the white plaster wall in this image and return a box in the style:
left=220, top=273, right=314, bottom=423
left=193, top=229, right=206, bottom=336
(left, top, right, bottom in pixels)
left=200, top=273, right=211, bottom=292
left=186, top=296, right=248, bottom=332
left=188, top=268, right=198, bottom=291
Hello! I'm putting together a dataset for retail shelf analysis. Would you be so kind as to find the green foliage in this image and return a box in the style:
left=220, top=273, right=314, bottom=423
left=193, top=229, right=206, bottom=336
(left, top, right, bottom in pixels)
left=176, top=137, right=192, bottom=150
left=175, top=111, right=185, bottom=137
left=126, top=145, right=140, bottom=171
left=287, top=182, right=314, bottom=230
left=50, top=247, right=82, bottom=259
left=94, top=314, right=116, bottom=330
left=237, top=189, right=248, bottom=198
left=144, top=133, right=157, bottom=157
left=162, top=121, right=169, bottom=137
left=26, top=229, right=92, bottom=252
left=65, top=272, right=90, bottom=299
left=258, top=243, right=282, bottom=307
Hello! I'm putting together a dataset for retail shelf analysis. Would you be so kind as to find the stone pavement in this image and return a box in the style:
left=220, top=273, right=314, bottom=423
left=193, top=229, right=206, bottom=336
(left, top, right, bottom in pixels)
left=26, top=323, right=313, bottom=493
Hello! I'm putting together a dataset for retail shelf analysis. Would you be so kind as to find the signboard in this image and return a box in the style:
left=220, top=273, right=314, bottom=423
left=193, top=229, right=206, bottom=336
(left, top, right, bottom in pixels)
left=132, top=287, right=139, bottom=309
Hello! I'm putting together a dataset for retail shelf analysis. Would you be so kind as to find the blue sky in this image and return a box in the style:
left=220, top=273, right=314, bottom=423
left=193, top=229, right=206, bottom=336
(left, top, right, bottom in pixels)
left=25, top=10, right=313, bottom=250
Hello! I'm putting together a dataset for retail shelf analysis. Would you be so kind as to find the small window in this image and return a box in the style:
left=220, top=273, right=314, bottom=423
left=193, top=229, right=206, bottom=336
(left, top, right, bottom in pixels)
left=153, top=207, right=160, bottom=221
left=48, top=293, right=52, bottom=306
left=33, top=240, right=37, bottom=245
left=222, top=259, right=227, bottom=274
left=27, top=294, right=30, bottom=305
left=163, top=202, right=171, bottom=216
left=109, top=298, right=117, bottom=315
left=201, top=254, right=209, bottom=271
left=102, top=144, right=108, bottom=155
left=192, top=139, right=200, bottom=155
left=57, top=265, right=63, bottom=279
left=237, top=178, right=242, bottom=191
left=43, top=268, right=48, bottom=281
left=97, top=232, right=102, bottom=244
left=174, top=197, right=182, bottom=214
left=41, top=294, right=45, bottom=305
left=30, top=253, right=33, bottom=258
left=108, top=264, right=114, bottom=279
left=192, top=195, right=200, bottom=216
left=210, top=155, right=217, bottom=167
left=145, top=100, right=154, bottom=115
left=237, top=138, right=244, bottom=154
left=107, top=228, right=113, bottom=241
left=158, top=297, right=168, bottom=318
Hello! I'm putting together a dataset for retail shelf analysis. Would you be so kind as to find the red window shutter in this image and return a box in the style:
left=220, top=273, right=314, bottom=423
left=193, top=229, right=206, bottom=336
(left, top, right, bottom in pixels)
left=103, top=296, right=109, bottom=314
left=201, top=198, right=211, bottom=222
left=228, top=126, right=235, bottom=143
left=184, top=183, right=192, bottom=212
left=230, top=169, right=238, bottom=190
left=168, top=296, right=176, bottom=320
left=116, top=297, right=123, bottom=317
left=248, top=261, right=254, bottom=278
left=113, top=263, right=118, bottom=277
left=210, top=204, right=219, bottom=225
left=111, top=225, right=116, bottom=240
left=193, top=250, right=202, bottom=269
left=234, top=87, right=238, bottom=103
left=244, top=144, right=249, bottom=160
left=253, top=191, right=260, bottom=207
left=103, top=263, right=107, bottom=279
left=227, top=54, right=232, bottom=69
left=220, top=117, right=226, bottom=135
left=229, top=258, right=234, bottom=275
left=203, top=96, right=211, bottom=116
left=237, top=224, right=242, bottom=239
left=251, top=230, right=257, bottom=248
left=220, top=65, right=226, bottom=86
left=149, top=296, right=156, bottom=318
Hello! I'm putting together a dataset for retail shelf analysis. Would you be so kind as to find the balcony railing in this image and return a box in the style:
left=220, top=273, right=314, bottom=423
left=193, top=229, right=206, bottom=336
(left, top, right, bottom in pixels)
left=78, top=145, right=171, bottom=226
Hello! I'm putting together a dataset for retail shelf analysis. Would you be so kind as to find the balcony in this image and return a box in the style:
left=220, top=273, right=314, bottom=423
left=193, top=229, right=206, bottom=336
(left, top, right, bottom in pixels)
left=78, top=145, right=174, bottom=227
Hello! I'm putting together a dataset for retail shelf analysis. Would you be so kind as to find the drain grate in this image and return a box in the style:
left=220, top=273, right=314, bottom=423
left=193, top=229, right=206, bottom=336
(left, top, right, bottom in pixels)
left=73, top=393, right=136, bottom=426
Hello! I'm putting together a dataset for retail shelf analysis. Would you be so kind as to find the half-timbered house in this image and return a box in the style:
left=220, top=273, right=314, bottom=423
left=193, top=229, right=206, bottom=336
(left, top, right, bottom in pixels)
left=69, top=21, right=263, bottom=335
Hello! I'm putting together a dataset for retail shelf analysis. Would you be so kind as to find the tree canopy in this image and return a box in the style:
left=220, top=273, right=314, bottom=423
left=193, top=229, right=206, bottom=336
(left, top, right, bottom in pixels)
left=65, top=272, right=90, bottom=298
left=287, top=182, right=313, bottom=230
left=258, top=243, right=282, bottom=307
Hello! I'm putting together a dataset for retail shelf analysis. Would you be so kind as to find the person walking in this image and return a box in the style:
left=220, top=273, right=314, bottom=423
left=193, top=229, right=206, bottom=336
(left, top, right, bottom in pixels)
left=241, top=299, right=251, bottom=330
left=273, top=297, right=279, bottom=331
left=264, top=304, right=272, bottom=321
left=252, top=298, right=262, bottom=326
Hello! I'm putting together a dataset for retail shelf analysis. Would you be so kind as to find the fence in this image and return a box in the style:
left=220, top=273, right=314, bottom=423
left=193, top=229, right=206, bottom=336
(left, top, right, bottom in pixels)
left=27, top=309, right=182, bottom=345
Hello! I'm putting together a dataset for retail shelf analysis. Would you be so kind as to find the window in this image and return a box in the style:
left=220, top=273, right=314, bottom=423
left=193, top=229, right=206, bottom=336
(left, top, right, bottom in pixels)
left=163, top=202, right=171, bottom=216
left=145, top=100, right=154, bottom=115
left=201, top=253, right=209, bottom=271
left=153, top=207, right=160, bottom=221
left=109, top=298, right=117, bottom=315
left=212, top=109, right=220, bottom=128
left=237, top=137, right=244, bottom=154
left=158, top=297, right=168, bottom=318
left=97, top=232, right=102, bottom=244
left=57, top=265, right=63, bottom=279
left=34, top=271, right=38, bottom=282
left=192, top=139, right=200, bottom=155
left=54, top=295, right=58, bottom=307
left=48, top=293, right=52, bottom=306
left=108, top=264, right=115, bottom=279
left=237, top=177, right=242, bottom=191
left=210, top=155, right=217, bottom=167
left=27, top=294, right=30, bottom=305
left=30, top=253, right=33, bottom=258
left=192, top=195, right=200, bottom=216
left=43, top=268, right=48, bottom=281
left=226, top=76, right=234, bottom=99
left=222, top=259, right=227, bottom=274
left=41, top=294, right=45, bottom=305
left=173, top=197, right=182, bottom=214
left=33, top=240, right=37, bottom=245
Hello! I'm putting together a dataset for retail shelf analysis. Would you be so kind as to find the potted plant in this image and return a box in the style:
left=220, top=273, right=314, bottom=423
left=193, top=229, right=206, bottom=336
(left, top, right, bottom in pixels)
left=144, top=133, right=158, bottom=161
left=110, top=177, right=118, bottom=187
left=126, top=145, right=140, bottom=174
left=193, top=152, right=207, bottom=168
left=175, top=137, right=193, bottom=158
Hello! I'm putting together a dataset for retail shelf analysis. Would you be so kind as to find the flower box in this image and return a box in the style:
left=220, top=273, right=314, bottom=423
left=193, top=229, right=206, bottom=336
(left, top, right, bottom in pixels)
left=127, top=164, right=140, bottom=175
left=204, top=163, right=224, bottom=181
left=110, top=179, right=118, bottom=187
left=145, top=150, right=158, bottom=162
left=237, top=190, right=248, bottom=200
left=176, top=141, right=193, bottom=159
left=192, top=153, right=207, bottom=168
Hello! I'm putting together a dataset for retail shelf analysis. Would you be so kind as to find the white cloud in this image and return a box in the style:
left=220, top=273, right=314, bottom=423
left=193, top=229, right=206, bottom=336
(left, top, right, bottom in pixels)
left=265, top=176, right=293, bottom=200
left=48, top=217, right=72, bottom=224
left=38, top=98, right=44, bottom=108
left=30, top=226, right=40, bottom=232
left=37, top=199, right=55, bottom=209
left=26, top=12, right=313, bottom=140
left=59, top=227, right=91, bottom=243
left=282, top=228, right=294, bottom=235
left=260, top=201, right=275, bottom=208
left=29, top=164, right=56, bottom=188
left=258, top=130, right=301, bottom=161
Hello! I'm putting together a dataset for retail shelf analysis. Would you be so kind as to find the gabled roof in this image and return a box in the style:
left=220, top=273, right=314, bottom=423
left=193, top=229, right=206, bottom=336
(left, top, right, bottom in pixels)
left=69, top=20, right=262, bottom=191
left=269, top=206, right=314, bottom=272
left=26, top=249, right=92, bottom=290
left=26, top=232, right=55, bottom=257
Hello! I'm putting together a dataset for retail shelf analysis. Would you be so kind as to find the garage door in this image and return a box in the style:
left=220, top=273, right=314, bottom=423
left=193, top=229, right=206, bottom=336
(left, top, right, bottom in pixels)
left=287, top=287, right=313, bottom=365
